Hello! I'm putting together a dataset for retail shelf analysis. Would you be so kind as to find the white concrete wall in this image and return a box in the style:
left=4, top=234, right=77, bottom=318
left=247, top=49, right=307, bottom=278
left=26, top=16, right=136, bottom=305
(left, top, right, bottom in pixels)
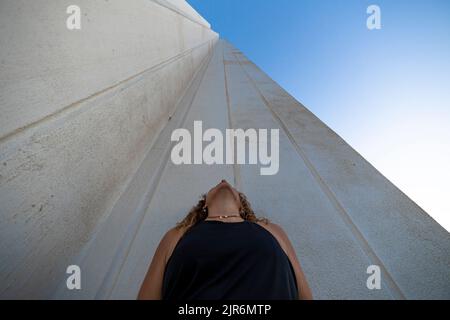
left=0, top=0, right=217, bottom=299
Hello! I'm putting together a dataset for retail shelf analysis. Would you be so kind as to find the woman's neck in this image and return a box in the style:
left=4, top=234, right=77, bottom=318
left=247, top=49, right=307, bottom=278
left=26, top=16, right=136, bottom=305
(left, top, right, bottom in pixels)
left=207, top=199, right=240, bottom=218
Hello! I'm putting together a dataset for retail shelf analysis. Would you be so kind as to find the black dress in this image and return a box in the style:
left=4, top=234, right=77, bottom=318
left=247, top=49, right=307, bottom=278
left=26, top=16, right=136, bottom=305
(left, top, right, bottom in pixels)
left=162, top=220, right=299, bottom=300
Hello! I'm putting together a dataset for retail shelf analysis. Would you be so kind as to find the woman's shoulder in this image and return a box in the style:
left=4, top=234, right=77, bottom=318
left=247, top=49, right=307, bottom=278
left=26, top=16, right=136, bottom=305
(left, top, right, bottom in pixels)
left=254, top=220, right=291, bottom=256
left=254, top=220, right=286, bottom=237
left=160, top=226, right=188, bottom=265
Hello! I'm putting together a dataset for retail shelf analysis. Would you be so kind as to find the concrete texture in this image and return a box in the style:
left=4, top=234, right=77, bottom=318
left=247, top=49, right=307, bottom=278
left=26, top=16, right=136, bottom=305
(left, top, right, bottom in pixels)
left=0, top=0, right=217, bottom=299
left=1, top=1, right=449, bottom=300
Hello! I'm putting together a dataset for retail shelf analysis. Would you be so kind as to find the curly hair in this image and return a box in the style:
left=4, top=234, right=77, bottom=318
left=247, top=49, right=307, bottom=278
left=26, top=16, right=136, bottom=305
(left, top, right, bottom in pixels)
left=175, top=192, right=270, bottom=232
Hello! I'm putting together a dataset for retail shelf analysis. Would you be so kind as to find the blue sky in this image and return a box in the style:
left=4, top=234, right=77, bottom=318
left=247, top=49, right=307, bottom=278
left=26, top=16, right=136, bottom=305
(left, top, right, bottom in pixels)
left=187, top=0, right=450, bottom=231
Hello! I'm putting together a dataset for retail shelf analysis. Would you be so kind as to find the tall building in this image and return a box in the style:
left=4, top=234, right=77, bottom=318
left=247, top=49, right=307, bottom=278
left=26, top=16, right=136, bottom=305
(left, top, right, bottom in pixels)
left=0, top=0, right=449, bottom=299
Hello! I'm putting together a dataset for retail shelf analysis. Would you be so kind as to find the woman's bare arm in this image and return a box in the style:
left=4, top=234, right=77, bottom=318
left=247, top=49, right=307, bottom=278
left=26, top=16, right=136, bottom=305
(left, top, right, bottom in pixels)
left=137, top=227, right=183, bottom=300
left=260, top=222, right=314, bottom=300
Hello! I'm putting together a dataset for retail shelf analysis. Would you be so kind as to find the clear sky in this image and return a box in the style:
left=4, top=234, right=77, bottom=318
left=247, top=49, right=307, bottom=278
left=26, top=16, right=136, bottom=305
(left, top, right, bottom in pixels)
left=187, top=0, right=450, bottom=231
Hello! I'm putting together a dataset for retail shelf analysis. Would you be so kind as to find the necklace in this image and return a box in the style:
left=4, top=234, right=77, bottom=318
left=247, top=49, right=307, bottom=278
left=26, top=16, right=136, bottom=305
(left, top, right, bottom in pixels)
left=205, top=214, right=242, bottom=220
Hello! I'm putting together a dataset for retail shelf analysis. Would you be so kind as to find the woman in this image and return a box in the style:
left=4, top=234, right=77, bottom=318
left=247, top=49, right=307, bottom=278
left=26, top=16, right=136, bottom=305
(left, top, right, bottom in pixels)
left=138, top=179, right=313, bottom=300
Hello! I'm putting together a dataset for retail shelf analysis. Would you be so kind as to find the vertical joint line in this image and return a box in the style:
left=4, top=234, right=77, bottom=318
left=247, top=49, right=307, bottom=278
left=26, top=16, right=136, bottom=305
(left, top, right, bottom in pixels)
left=222, top=43, right=242, bottom=190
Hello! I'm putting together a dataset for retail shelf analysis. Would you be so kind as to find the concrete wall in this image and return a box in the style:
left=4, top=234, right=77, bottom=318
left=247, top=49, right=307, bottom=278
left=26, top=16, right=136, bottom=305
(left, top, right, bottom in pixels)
left=0, top=0, right=218, bottom=299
